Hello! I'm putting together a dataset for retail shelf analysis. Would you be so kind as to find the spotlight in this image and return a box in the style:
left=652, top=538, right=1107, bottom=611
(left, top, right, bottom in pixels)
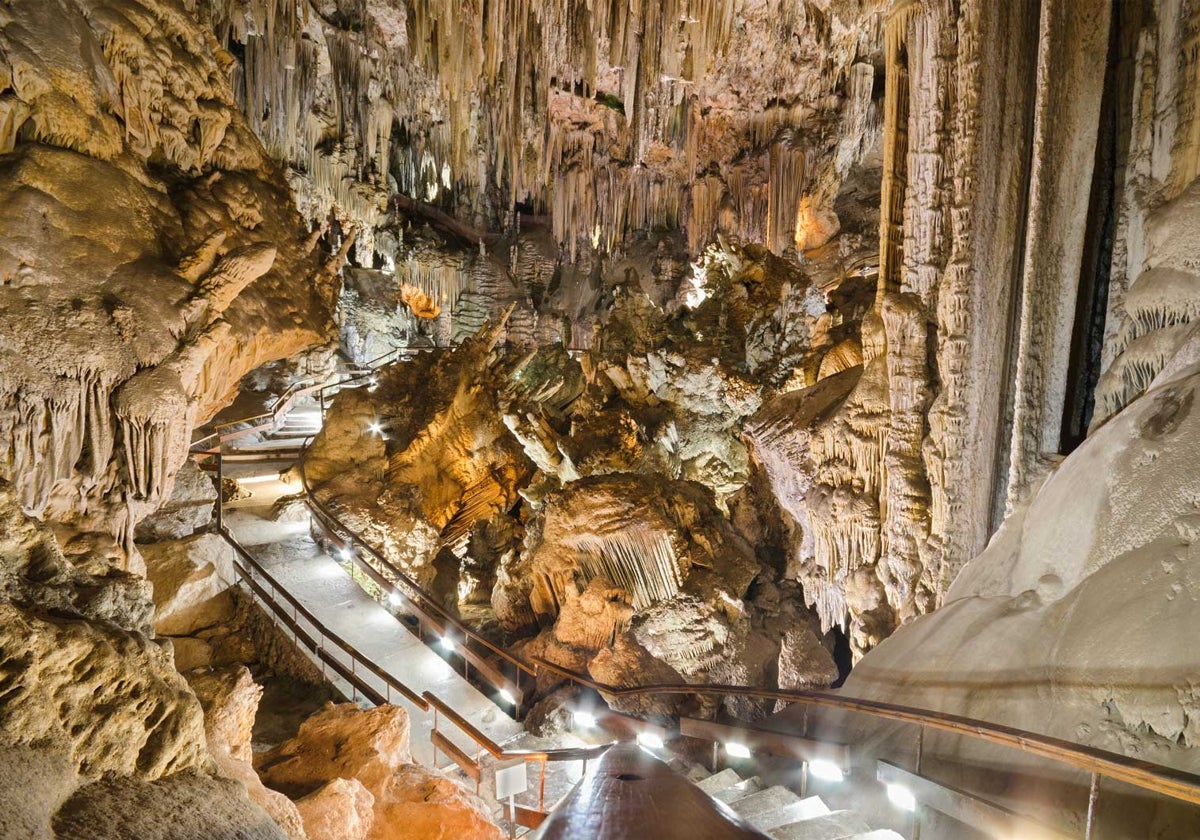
left=636, top=731, right=664, bottom=750
left=438, top=636, right=457, bottom=653
left=338, top=547, right=353, bottom=561
left=498, top=689, right=516, bottom=706
left=387, top=592, right=402, bottom=607
left=808, top=759, right=845, bottom=783
left=887, top=783, right=917, bottom=812
left=725, top=742, right=751, bottom=759
left=368, top=421, right=384, bottom=435
left=573, top=711, right=597, bottom=730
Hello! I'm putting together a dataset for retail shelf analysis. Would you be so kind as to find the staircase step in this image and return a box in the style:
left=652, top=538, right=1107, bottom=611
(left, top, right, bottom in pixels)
left=769, top=811, right=871, bottom=840
left=745, top=797, right=831, bottom=832
left=695, top=768, right=742, bottom=795
left=847, top=833, right=905, bottom=840
left=712, top=777, right=762, bottom=804
left=727, top=786, right=802, bottom=818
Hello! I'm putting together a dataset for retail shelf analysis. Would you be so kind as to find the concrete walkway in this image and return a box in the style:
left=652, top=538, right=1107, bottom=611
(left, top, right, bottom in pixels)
left=223, top=467, right=523, bottom=768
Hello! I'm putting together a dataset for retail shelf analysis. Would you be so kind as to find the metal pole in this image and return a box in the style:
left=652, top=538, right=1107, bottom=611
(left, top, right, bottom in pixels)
left=800, top=760, right=808, bottom=799
left=1084, top=772, right=1101, bottom=840
left=539, top=759, right=547, bottom=811
left=215, top=452, right=223, bottom=530
left=913, top=725, right=925, bottom=840
left=711, top=741, right=719, bottom=771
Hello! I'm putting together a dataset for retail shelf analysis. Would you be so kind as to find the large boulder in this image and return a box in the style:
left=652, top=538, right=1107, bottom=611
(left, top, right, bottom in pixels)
left=142, top=532, right=237, bottom=636
left=257, top=703, right=501, bottom=840
left=295, top=778, right=375, bottom=840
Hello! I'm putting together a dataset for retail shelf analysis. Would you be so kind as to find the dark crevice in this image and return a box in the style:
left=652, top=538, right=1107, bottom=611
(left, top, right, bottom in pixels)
left=1059, top=0, right=1134, bottom=453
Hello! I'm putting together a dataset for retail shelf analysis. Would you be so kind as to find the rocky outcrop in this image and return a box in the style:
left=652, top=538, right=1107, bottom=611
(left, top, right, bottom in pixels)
left=188, top=665, right=307, bottom=839
left=0, top=0, right=340, bottom=555
left=257, top=703, right=502, bottom=840
left=0, top=486, right=285, bottom=839
left=143, top=532, right=237, bottom=637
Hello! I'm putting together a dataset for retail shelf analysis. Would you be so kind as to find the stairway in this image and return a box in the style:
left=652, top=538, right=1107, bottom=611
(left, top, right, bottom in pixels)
left=695, top=768, right=904, bottom=840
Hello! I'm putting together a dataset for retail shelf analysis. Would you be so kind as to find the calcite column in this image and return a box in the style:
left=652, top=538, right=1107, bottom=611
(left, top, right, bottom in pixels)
left=1005, top=0, right=1112, bottom=506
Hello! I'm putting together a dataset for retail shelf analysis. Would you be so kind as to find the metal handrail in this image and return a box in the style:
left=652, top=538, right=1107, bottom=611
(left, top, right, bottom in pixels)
left=424, top=689, right=614, bottom=813
left=299, top=453, right=539, bottom=682
left=530, top=657, right=1200, bottom=808
left=216, top=516, right=429, bottom=711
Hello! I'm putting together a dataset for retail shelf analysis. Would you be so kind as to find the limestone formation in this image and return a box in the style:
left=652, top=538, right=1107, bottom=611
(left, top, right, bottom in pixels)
left=143, top=532, right=237, bottom=637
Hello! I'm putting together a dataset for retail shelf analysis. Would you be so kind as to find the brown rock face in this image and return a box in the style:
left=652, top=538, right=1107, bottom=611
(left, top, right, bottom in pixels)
left=296, top=778, right=375, bottom=840
left=143, top=532, right=237, bottom=636
left=258, top=703, right=412, bottom=800
left=258, top=702, right=502, bottom=840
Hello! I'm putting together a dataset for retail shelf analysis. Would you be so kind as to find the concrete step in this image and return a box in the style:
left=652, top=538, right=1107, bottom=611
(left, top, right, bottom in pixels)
left=695, top=768, right=743, bottom=795
left=769, top=810, right=871, bottom=840
left=847, top=832, right=905, bottom=840
left=727, top=785, right=802, bottom=819
left=744, top=796, right=830, bottom=832
left=712, top=777, right=762, bottom=804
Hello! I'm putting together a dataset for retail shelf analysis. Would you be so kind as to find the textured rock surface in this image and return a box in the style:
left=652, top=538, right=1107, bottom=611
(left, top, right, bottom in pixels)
left=0, top=487, right=286, bottom=839
left=295, top=778, right=375, bottom=840
left=258, top=702, right=501, bottom=840
left=143, top=532, right=237, bottom=636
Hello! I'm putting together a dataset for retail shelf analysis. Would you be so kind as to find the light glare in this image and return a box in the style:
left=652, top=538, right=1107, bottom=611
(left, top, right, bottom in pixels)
left=438, top=636, right=457, bottom=653
left=808, top=759, right=844, bottom=783
left=636, top=731, right=664, bottom=750
left=725, top=742, right=751, bottom=759
left=887, top=783, right=917, bottom=812
left=573, top=711, right=597, bottom=729
left=498, top=689, right=516, bottom=705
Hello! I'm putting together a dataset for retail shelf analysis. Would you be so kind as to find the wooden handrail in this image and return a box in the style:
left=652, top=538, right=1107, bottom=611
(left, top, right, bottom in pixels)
left=531, top=657, right=1200, bottom=806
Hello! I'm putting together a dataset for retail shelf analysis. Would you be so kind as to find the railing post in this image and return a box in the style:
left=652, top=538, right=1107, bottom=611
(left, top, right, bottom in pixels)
left=912, top=724, right=925, bottom=840
left=432, top=708, right=440, bottom=768
left=215, top=451, right=223, bottom=531
left=539, top=758, right=547, bottom=812
left=1084, top=771, right=1101, bottom=840
left=800, top=760, right=808, bottom=799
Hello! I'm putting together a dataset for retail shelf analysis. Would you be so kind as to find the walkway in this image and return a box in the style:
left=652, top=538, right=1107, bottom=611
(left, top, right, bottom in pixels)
left=223, top=465, right=522, bottom=766
left=214, top=396, right=588, bottom=816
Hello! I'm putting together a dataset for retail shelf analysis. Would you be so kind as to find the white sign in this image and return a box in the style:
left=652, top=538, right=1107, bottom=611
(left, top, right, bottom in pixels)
left=495, top=758, right=528, bottom=800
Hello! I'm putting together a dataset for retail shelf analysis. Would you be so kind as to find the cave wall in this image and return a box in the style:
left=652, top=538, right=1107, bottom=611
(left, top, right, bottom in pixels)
left=0, top=0, right=344, bottom=552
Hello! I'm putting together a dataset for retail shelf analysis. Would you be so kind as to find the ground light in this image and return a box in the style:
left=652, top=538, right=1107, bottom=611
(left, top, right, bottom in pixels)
left=338, top=547, right=354, bottom=561
left=387, top=591, right=402, bottom=607
left=808, top=759, right=845, bottom=783
left=725, top=742, right=752, bottom=759
left=887, top=783, right=917, bottom=812
left=573, top=710, right=597, bottom=730
left=438, top=636, right=457, bottom=653
left=498, top=689, right=516, bottom=706
left=637, top=731, right=665, bottom=750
